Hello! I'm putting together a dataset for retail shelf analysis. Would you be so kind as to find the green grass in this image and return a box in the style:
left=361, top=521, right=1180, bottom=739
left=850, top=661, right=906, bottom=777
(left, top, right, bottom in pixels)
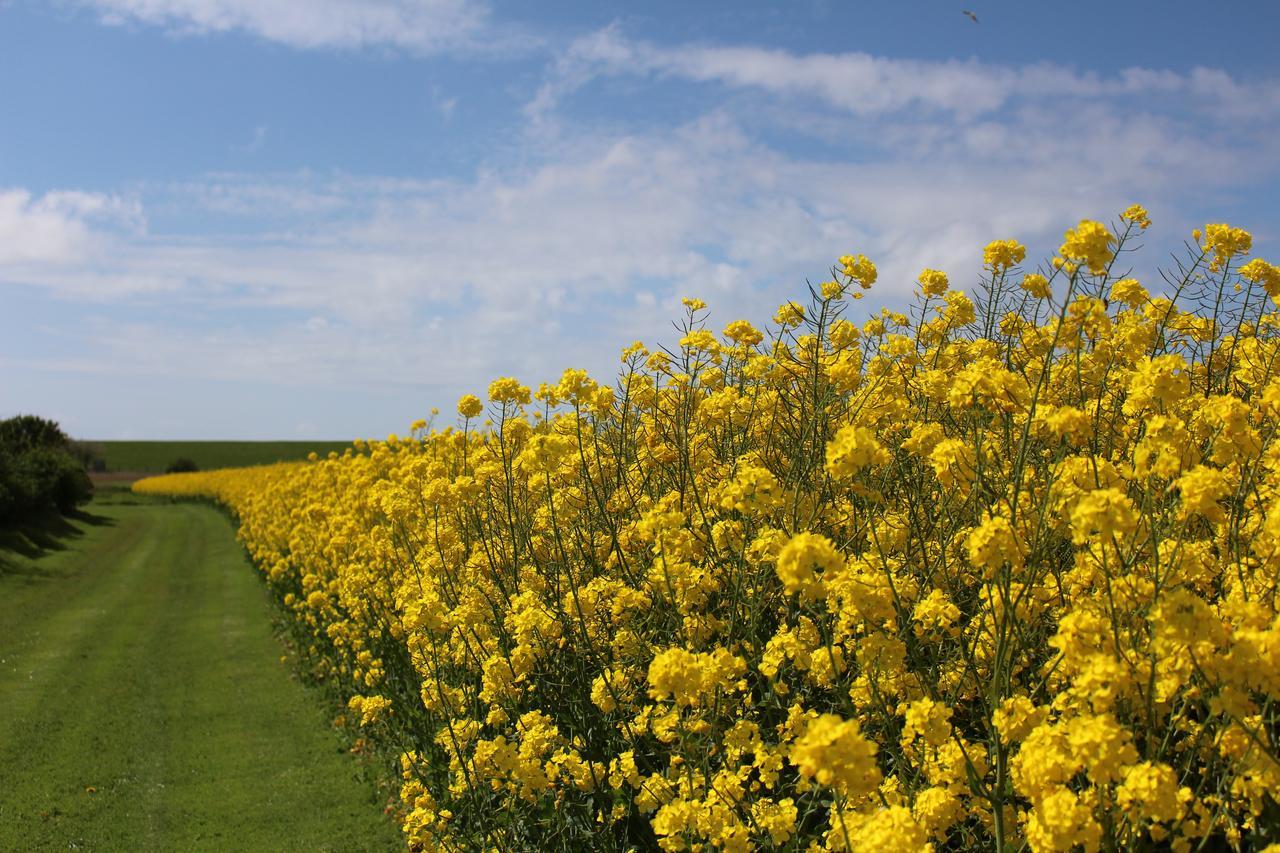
left=88, top=440, right=353, bottom=473
left=0, top=491, right=401, bottom=851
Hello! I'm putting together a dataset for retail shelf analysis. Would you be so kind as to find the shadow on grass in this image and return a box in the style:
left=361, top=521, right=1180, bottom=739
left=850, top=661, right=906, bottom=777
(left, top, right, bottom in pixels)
left=0, top=507, right=115, bottom=569
left=68, top=507, right=113, bottom=526
left=0, top=550, right=53, bottom=579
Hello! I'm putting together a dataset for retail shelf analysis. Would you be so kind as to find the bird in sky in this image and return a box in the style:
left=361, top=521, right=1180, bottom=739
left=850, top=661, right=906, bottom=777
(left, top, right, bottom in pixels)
left=963, top=9, right=979, bottom=23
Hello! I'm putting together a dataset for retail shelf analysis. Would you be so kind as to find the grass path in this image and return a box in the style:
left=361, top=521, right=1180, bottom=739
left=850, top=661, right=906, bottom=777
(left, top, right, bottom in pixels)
left=0, top=493, right=401, bottom=851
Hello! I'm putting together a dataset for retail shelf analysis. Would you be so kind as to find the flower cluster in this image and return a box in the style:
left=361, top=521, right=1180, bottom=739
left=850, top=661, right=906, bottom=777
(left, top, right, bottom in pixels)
left=137, top=206, right=1280, bottom=852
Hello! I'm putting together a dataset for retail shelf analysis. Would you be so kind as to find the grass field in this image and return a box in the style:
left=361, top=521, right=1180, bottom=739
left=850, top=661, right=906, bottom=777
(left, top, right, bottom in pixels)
left=88, top=440, right=353, bottom=473
left=0, top=487, right=400, bottom=850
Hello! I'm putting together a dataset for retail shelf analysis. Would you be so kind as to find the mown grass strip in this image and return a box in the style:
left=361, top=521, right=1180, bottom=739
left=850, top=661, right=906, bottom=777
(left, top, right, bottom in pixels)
left=0, top=496, right=400, bottom=851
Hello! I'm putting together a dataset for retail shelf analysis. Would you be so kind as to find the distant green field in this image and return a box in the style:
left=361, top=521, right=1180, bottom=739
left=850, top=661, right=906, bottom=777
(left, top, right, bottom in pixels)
left=88, top=441, right=352, bottom=473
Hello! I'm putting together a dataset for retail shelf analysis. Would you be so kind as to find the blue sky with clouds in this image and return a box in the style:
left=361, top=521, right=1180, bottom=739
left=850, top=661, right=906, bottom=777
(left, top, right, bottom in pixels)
left=3, top=0, right=1279, bottom=439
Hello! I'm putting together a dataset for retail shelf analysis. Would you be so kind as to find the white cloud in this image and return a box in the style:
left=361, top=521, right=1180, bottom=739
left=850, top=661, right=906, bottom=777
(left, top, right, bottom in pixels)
left=529, top=26, right=1280, bottom=126
left=75, top=0, right=491, bottom=52
left=0, top=188, right=142, bottom=266
left=5, top=99, right=1264, bottom=402
left=7, top=33, right=1280, bottom=436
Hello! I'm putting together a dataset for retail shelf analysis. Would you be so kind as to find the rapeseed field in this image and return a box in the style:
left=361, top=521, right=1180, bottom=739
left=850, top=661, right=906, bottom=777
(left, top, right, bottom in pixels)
left=137, top=208, right=1280, bottom=852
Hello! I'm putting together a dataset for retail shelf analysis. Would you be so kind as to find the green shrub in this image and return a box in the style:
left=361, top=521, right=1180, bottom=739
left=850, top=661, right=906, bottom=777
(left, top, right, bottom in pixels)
left=0, top=415, right=92, bottom=522
left=0, top=415, right=73, bottom=453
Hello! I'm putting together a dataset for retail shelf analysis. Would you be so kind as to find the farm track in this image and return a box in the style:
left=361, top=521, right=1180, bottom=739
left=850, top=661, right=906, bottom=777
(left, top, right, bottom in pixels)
left=0, top=496, right=400, bottom=851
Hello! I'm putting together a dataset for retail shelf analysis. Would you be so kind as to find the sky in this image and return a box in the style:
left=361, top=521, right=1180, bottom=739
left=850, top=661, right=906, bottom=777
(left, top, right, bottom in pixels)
left=2, top=1, right=1279, bottom=439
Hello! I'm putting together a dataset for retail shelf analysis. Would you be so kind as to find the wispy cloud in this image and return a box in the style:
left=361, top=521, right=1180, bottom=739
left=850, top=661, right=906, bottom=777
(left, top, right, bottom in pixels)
left=7, top=25, right=1280, bottom=437
left=528, top=26, right=1280, bottom=125
left=431, top=86, right=458, bottom=118
left=234, top=125, right=268, bottom=153
left=73, top=0, right=494, bottom=53
left=5, top=95, right=1270, bottom=399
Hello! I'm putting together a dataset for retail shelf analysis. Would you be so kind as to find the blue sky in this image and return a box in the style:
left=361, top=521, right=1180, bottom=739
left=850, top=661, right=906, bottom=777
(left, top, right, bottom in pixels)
left=2, top=0, right=1279, bottom=439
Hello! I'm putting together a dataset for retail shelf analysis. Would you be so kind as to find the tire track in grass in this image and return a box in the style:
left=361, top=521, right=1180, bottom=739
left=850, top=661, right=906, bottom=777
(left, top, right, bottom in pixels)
left=0, top=499, right=401, bottom=851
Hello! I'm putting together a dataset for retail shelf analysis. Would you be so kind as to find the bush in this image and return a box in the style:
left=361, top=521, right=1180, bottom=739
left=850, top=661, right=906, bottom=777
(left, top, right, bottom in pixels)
left=0, top=415, right=92, bottom=522
left=166, top=457, right=199, bottom=474
left=0, top=414, right=73, bottom=453
left=44, top=450, right=93, bottom=514
left=0, top=451, right=15, bottom=521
